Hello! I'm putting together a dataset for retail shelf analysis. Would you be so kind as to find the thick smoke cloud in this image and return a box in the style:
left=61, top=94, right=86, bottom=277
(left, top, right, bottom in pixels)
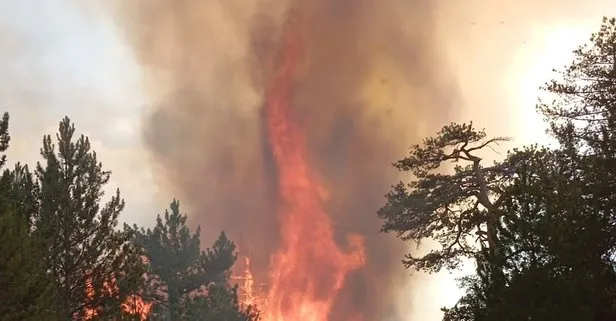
left=110, top=1, right=458, bottom=319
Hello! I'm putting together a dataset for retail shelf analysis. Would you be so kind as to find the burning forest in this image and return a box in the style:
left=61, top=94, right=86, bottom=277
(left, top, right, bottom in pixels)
left=109, top=0, right=458, bottom=320
left=4, top=0, right=616, bottom=320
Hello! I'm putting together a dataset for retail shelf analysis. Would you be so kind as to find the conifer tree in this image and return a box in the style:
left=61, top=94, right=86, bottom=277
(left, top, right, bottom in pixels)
left=377, top=123, right=519, bottom=291
left=538, top=16, right=616, bottom=247
left=129, top=199, right=255, bottom=320
left=441, top=17, right=616, bottom=321
left=0, top=112, right=58, bottom=320
left=183, top=284, right=259, bottom=321
left=34, top=117, right=144, bottom=320
left=443, top=147, right=616, bottom=320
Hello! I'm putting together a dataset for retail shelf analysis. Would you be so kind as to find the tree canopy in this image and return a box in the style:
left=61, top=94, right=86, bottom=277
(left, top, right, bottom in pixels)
left=380, top=16, right=616, bottom=321
left=128, top=199, right=258, bottom=321
left=0, top=115, right=257, bottom=320
left=0, top=113, right=57, bottom=321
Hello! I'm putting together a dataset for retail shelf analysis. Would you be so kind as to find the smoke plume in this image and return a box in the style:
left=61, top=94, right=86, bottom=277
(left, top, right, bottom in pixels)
left=110, top=0, right=459, bottom=319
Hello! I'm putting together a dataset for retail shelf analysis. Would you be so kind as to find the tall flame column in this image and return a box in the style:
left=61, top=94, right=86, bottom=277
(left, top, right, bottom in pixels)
left=262, top=8, right=366, bottom=321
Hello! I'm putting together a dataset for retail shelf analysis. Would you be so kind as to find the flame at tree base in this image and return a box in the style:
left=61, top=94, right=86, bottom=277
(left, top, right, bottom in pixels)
left=83, top=275, right=152, bottom=321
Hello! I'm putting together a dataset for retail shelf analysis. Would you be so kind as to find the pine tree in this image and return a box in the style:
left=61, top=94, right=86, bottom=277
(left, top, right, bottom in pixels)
left=183, top=284, right=259, bottom=321
left=34, top=117, right=144, bottom=320
left=376, top=123, right=520, bottom=290
left=538, top=16, right=616, bottom=247
left=442, top=18, right=616, bottom=320
left=129, top=199, right=255, bottom=320
left=0, top=112, right=59, bottom=320
left=531, top=16, right=616, bottom=320
left=539, top=17, right=616, bottom=158
left=443, top=147, right=616, bottom=320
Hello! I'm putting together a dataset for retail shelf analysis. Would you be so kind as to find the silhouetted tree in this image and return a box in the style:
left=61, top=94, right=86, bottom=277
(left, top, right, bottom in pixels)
left=0, top=112, right=59, bottom=320
left=377, top=122, right=523, bottom=306
left=443, top=147, right=616, bottom=320
left=442, top=16, right=616, bottom=321
left=538, top=16, right=616, bottom=250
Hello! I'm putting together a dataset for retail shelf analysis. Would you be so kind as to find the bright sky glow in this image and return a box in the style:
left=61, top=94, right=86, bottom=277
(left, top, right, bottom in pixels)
left=0, top=0, right=160, bottom=225
left=507, top=23, right=597, bottom=148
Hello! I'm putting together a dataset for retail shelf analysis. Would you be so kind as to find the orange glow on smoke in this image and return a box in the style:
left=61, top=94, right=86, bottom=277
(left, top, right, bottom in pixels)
left=260, top=8, right=366, bottom=321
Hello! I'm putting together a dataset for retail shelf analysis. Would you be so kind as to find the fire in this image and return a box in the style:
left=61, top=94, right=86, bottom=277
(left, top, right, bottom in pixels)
left=83, top=275, right=152, bottom=320
left=233, top=255, right=262, bottom=307
left=259, top=8, right=366, bottom=321
left=122, top=294, right=153, bottom=320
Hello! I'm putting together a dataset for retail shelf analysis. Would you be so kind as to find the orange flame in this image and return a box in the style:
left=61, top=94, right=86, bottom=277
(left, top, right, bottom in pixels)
left=233, top=255, right=260, bottom=307
left=83, top=275, right=152, bottom=320
left=260, top=8, right=366, bottom=321
left=242, top=257, right=256, bottom=306
left=122, top=294, right=153, bottom=320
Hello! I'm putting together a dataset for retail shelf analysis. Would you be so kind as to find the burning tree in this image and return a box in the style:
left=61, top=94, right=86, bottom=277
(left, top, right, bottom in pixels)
left=128, top=199, right=258, bottom=320
left=34, top=117, right=145, bottom=320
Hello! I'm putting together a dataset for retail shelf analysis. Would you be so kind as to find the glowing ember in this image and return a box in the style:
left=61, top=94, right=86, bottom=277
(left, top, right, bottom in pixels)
left=122, top=294, right=153, bottom=320
left=83, top=275, right=152, bottom=320
left=260, top=8, right=366, bottom=321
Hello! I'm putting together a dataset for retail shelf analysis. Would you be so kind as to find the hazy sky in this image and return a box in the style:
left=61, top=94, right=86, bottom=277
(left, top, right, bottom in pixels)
left=435, top=0, right=616, bottom=148
left=2, top=1, right=616, bottom=320
left=0, top=0, right=161, bottom=225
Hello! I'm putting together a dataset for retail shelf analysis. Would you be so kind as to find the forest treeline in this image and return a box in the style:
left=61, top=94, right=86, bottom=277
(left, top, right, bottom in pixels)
left=0, top=113, right=259, bottom=321
left=1, top=17, right=616, bottom=321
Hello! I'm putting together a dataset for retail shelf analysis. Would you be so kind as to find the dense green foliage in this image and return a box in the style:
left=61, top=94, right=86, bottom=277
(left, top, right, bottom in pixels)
left=0, top=113, right=57, bottom=321
left=380, top=16, right=616, bottom=321
left=127, top=200, right=258, bottom=321
left=0, top=117, right=255, bottom=320
left=34, top=117, right=146, bottom=320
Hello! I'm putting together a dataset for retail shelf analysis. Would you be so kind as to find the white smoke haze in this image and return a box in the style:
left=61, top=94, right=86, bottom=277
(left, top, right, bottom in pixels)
left=0, top=0, right=162, bottom=224
left=2, top=0, right=616, bottom=320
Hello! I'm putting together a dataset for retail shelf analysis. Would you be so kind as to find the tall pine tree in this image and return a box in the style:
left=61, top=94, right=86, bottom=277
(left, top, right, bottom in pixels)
left=34, top=117, right=144, bottom=320
left=538, top=16, right=616, bottom=250
left=129, top=199, right=257, bottom=320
